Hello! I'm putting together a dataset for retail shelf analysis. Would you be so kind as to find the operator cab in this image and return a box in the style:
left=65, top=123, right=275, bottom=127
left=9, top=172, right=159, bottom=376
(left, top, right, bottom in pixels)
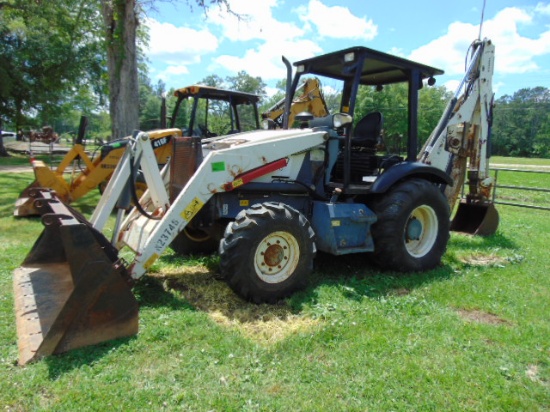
left=170, top=85, right=261, bottom=138
left=286, top=46, right=444, bottom=194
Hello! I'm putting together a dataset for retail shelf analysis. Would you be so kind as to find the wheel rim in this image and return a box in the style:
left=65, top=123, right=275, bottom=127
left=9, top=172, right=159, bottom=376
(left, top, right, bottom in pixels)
left=183, top=227, right=211, bottom=242
left=254, top=231, right=300, bottom=284
left=404, top=205, right=438, bottom=258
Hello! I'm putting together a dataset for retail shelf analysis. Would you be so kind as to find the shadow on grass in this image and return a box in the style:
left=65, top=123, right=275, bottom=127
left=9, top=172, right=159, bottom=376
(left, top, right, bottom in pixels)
left=40, top=276, right=194, bottom=378
left=44, top=336, right=136, bottom=379
left=288, top=251, right=459, bottom=310
left=449, top=230, right=518, bottom=250
left=126, top=228, right=519, bottom=325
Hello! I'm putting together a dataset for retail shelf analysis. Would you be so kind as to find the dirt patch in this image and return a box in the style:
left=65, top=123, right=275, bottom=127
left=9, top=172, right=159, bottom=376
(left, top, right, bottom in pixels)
left=0, top=165, right=33, bottom=173
left=390, top=288, right=411, bottom=296
left=456, top=308, right=509, bottom=325
left=458, top=253, right=508, bottom=267
left=526, top=364, right=548, bottom=386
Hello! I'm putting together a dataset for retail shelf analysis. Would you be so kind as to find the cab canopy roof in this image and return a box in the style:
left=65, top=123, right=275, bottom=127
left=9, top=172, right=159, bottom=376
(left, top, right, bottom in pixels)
left=173, top=85, right=260, bottom=105
left=293, top=46, right=444, bottom=86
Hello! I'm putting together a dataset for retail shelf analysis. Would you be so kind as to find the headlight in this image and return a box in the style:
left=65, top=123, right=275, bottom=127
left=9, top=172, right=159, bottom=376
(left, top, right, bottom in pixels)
left=333, top=113, right=353, bottom=128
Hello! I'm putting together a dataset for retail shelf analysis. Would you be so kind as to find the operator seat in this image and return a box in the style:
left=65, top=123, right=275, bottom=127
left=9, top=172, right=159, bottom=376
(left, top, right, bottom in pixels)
left=331, top=111, right=384, bottom=183
left=351, top=111, right=383, bottom=151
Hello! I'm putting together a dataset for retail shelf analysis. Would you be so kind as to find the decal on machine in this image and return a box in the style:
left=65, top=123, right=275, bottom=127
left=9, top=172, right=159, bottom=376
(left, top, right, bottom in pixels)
left=211, top=161, right=226, bottom=172
left=143, top=253, right=159, bottom=269
left=180, top=197, right=204, bottom=222
left=231, top=178, right=244, bottom=189
left=152, top=135, right=171, bottom=149
left=155, top=218, right=180, bottom=252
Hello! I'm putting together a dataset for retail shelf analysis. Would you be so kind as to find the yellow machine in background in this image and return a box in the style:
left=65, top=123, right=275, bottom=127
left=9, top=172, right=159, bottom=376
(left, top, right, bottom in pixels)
left=14, top=119, right=177, bottom=217
left=261, top=78, right=329, bottom=128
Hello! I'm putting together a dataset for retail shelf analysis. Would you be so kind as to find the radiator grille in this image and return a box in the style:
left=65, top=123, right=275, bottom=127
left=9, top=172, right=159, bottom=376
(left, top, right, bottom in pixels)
left=170, top=137, right=202, bottom=201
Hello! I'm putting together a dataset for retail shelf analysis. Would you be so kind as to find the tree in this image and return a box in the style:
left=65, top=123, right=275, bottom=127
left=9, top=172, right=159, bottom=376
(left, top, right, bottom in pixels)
left=492, top=87, right=550, bottom=158
left=139, top=74, right=164, bottom=130
left=0, top=117, right=8, bottom=157
left=0, top=0, right=106, bottom=131
left=101, top=0, right=140, bottom=139
left=101, top=0, right=234, bottom=140
left=355, top=83, right=451, bottom=154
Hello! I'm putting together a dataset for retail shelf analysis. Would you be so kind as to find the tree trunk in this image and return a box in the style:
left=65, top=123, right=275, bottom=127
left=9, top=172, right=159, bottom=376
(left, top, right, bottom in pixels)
left=0, top=136, right=8, bottom=157
left=101, top=0, right=140, bottom=140
left=0, top=119, right=8, bottom=157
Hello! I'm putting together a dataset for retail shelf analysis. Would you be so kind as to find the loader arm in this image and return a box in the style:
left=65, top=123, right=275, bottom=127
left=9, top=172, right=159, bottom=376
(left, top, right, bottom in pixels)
left=108, top=129, right=329, bottom=280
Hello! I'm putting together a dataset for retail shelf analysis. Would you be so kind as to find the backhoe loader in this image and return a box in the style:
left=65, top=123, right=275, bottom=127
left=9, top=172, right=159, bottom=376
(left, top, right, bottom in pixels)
left=261, top=77, right=329, bottom=128
left=13, top=38, right=498, bottom=365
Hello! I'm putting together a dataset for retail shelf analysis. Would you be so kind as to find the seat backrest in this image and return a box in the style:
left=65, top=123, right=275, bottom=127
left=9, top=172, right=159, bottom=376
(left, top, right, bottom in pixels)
left=351, top=111, right=383, bottom=148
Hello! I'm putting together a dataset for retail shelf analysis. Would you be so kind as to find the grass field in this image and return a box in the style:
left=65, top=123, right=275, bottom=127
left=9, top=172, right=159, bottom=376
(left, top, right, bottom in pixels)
left=0, top=155, right=548, bottom=411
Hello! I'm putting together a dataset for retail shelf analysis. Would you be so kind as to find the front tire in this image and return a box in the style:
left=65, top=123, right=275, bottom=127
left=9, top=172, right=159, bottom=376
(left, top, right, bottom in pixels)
left=219, top=202, right=316, bottom=303
left=369, top=178, right=450, bottom=272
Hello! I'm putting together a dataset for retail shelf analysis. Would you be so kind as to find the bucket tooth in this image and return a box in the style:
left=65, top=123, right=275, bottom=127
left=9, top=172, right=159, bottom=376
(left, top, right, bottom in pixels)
left=13, top=198, right=138, bottom=365
left=14, top=182, right=42, bottom=217
left=450, top=200, right=499, bottom=236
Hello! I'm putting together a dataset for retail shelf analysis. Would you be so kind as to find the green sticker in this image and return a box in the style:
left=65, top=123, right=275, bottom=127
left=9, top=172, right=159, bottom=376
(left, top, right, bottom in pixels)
left=211, top=161, right=225, bottom=172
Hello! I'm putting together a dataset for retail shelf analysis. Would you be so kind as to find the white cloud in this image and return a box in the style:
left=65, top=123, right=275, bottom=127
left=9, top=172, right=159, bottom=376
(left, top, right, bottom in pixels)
left=207, top=0, right=304, bottom=42
left=206, top=0, right=380, bottom=80
left=145, top=18, right=218, bottom=65
left=535, top=2, right=550, bottom=15
left=213, top=38, right=323, bottom=80
left=443, top=79, right=460, bottom=94
left=297, top=0, right=378, bottom=40
left=388, top=47, right=406, bottom=58
left=409, top=7, right=550, bottom=78
left=164, top=66, right=190, bottom=76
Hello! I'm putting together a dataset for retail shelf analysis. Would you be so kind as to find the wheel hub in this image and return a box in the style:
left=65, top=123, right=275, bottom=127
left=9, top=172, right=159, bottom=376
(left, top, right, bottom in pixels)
left=404, top=205, right=438, bottom=258
left=263, top=243, right=285, bottom=267
left=254, top=231, right=300, bottom=284
left=406, top=217, right=423, bottom=240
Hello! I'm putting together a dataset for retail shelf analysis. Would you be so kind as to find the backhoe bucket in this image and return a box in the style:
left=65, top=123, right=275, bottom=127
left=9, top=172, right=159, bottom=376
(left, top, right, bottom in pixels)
left=450, top=200, right=499, bottom=236
left=13, top=191, right=138, bottom=365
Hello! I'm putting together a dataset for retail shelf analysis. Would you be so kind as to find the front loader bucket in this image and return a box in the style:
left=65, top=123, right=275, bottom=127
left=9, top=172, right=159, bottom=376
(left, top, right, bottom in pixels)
left=450, top=200, right=499, bottom=236
left=13, top=193, right=138, bottom=365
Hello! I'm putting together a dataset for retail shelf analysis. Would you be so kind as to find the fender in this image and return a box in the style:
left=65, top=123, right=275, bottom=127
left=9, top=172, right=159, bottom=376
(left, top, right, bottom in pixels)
left=369, top=161, right=452, bottom=194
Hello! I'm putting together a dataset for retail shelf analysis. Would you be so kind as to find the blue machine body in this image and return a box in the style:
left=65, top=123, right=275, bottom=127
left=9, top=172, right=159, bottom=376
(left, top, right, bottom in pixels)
left=311, top=201, right=377, bottom=255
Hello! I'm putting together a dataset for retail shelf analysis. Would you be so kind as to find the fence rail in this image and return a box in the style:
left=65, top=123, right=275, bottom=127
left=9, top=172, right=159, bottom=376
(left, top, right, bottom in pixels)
left=492, top=168, right=550, bottom=211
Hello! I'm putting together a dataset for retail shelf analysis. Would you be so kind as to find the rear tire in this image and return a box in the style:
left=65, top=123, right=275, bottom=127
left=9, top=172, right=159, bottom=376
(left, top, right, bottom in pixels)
left=369, top=178, right=449, bottom=272
left=219, top=202, right=316, bottom=303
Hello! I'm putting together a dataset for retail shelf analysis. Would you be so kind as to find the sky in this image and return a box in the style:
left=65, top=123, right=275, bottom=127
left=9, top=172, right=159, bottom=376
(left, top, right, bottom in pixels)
left=144, top=0, right=550, bottom=98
